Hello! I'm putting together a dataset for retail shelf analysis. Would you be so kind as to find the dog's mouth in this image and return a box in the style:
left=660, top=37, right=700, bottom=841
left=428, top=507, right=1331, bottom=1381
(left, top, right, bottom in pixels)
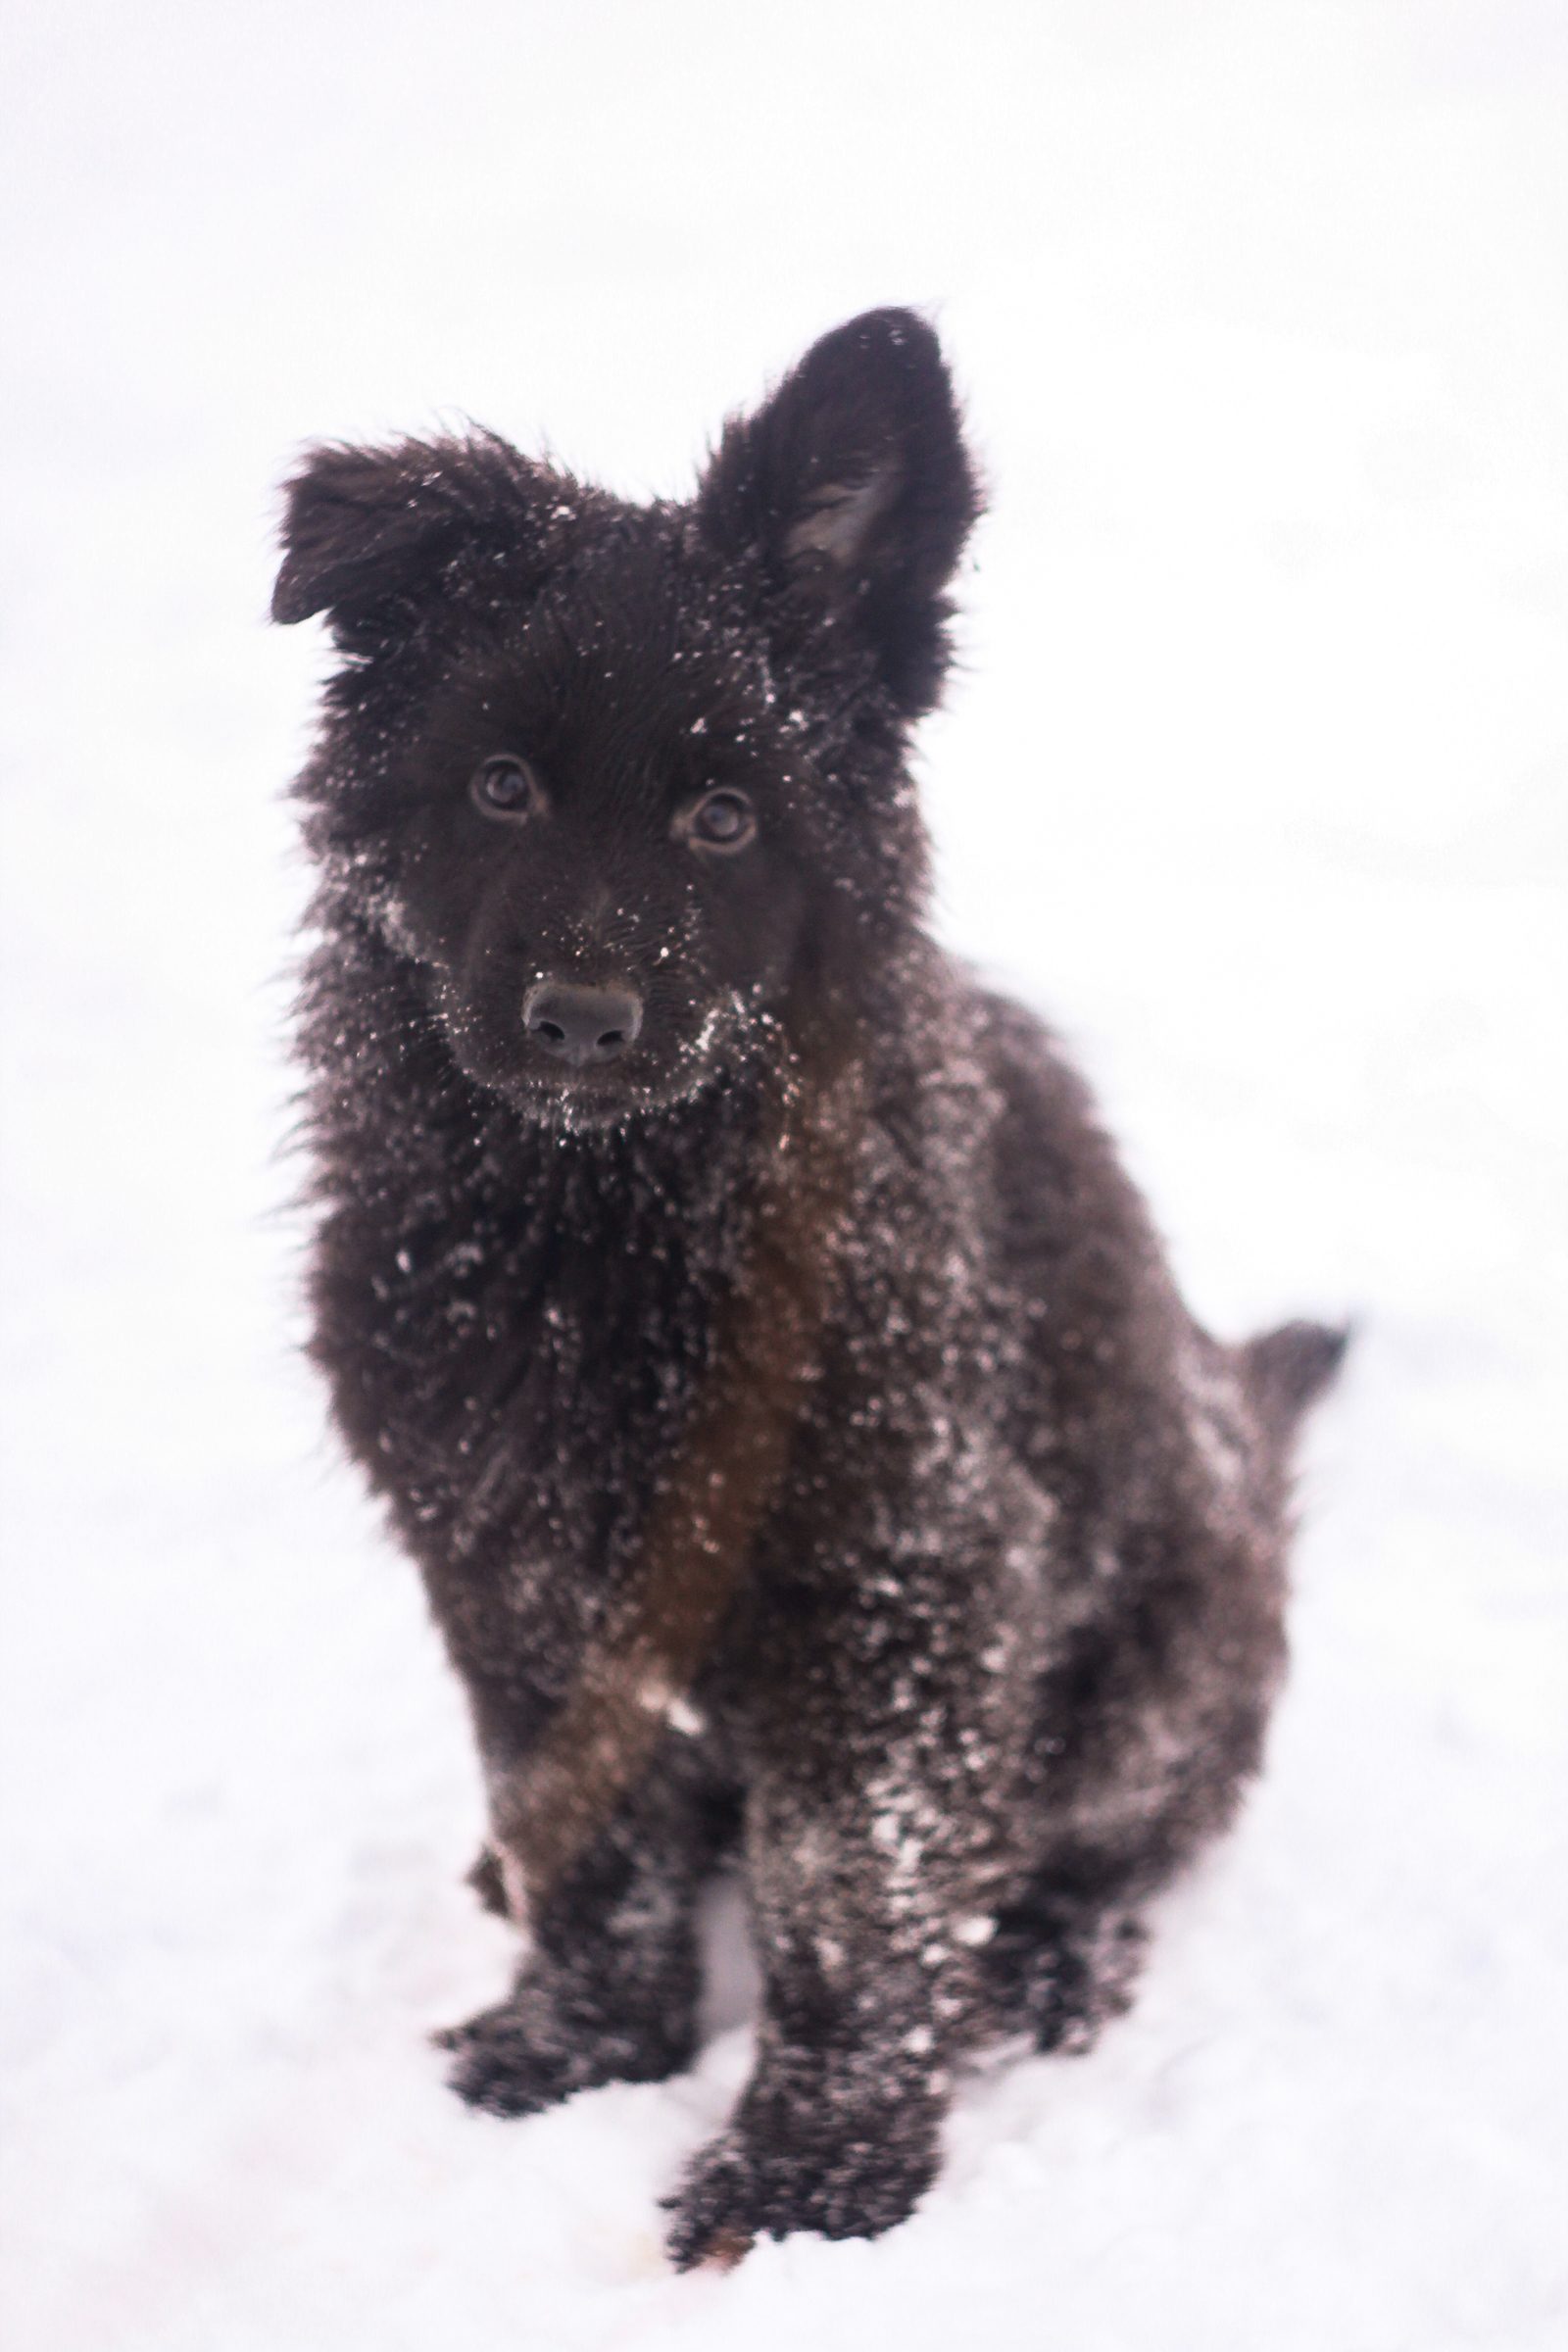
left=445, top=985, right=761, bottom=1129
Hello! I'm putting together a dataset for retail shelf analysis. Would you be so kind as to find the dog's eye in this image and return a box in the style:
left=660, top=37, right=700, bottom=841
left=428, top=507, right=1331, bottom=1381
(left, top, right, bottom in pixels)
left=685, top=790, right=756, bottom=853
left=471, top=758, right=543, bottom=820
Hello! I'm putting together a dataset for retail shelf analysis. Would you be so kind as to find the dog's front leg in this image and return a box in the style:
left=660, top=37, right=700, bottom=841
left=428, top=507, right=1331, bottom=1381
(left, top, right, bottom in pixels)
left=665, top=1568, right=1035, bottom=2265
left=439, top=1749, right=718, bottom=2116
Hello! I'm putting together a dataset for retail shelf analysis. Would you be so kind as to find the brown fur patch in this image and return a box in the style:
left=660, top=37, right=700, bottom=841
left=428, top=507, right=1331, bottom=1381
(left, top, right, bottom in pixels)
left=492, top=1059, right=864, bottom=1908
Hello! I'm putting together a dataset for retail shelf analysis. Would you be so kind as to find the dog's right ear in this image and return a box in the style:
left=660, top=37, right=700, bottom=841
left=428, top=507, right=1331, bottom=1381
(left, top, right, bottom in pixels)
left=272, top=435, right=552, bottom=652
left=694, top=309, right=982, bottom=717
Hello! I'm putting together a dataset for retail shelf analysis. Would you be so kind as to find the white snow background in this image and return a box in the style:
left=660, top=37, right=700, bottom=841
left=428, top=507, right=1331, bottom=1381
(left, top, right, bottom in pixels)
left=2, top=3, right=1565, bottom=2346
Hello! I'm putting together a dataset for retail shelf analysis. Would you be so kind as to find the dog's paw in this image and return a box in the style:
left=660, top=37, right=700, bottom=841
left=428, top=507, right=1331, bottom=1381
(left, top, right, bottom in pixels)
left=663, top=2085, right=941, bottom=2266
left=436, top=1985, right=694, bottom=2118
left=434, top=1999, right=582, bottom=2116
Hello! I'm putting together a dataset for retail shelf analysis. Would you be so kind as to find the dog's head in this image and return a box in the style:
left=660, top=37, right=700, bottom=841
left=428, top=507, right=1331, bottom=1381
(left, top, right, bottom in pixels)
left=276, top=310, right=981, bottom=1125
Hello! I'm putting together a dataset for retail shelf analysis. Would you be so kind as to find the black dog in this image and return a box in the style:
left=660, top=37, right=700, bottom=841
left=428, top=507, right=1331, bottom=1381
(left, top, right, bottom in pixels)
left=274, top=310, right=1342, bottom=2264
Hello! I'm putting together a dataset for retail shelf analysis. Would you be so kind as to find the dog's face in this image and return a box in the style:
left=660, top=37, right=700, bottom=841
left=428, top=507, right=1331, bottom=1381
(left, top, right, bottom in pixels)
left=276, top=312, right=981, bottom=1123
left=358, top=529, right=823, bottom=1121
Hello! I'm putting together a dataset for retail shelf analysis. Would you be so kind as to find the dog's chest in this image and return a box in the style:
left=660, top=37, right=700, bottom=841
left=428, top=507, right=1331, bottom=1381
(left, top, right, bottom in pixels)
left=328, top=1115, right=752, bottom=1577
left=325, top=1024, right=1016, bottom=1650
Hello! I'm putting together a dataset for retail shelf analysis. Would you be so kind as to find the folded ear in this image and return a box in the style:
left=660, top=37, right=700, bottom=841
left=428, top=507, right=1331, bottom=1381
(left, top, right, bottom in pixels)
left=272, top=433, right=552, bottom=652
left=694, top=309, right=982, bottom=715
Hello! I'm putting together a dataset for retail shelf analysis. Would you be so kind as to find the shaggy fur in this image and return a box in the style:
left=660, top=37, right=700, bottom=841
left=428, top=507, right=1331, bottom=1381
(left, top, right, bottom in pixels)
left=274, top=309, right=1343, bottom=2263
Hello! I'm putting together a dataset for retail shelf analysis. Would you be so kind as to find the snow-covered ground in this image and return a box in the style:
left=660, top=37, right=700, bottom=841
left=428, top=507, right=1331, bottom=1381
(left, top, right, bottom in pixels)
left=2, top=4, right=1564, bottom=2345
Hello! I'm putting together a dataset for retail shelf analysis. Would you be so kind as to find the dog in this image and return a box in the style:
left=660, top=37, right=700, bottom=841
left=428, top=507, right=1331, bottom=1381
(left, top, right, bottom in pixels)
left=273, top=309, right=1343, bottom=2264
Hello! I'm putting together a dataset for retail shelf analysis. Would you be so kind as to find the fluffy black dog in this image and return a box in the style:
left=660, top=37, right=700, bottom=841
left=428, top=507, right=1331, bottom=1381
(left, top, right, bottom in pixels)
left=274, top=309, right=1342, bottom=2264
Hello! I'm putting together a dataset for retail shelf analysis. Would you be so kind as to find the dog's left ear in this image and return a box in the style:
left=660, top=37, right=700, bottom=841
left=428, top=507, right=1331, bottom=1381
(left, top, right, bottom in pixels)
left=272, top=433, right=554, bottom=655
left=694, top=309, right=982, bottom=716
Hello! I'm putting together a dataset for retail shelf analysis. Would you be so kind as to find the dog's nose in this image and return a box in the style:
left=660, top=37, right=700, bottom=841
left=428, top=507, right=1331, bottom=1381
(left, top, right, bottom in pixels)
left=522, top=982, right=643, bottom=1067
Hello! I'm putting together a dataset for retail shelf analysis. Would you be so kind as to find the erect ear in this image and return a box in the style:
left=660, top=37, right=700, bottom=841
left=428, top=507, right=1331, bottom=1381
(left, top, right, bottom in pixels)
left=272, top=432, right=553, bottom=652
left=694, top=309, right=982, bottom=715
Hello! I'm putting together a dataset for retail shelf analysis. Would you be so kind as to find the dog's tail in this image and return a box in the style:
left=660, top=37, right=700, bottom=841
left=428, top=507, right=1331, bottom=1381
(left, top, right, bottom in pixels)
left=1242, top=1319, right=1349, bottom=1447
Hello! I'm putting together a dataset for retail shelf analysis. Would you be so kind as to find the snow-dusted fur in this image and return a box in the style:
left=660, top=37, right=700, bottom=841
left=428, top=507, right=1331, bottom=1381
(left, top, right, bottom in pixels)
left=274, top=310, right=1343, bottom=2262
